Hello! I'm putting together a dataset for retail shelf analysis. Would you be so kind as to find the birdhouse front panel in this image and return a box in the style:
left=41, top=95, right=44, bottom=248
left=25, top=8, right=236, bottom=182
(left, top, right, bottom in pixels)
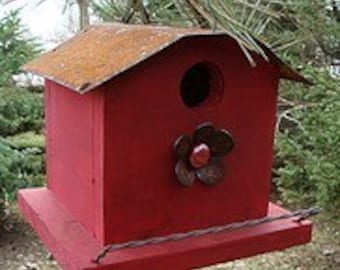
left=102, top=36, right=279, bottom=244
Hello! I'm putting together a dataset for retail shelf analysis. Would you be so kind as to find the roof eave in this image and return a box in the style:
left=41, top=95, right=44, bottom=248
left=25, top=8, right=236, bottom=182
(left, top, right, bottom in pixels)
left=21, top=24, right=312, bottom=93
left=278, top=64, right=313, bottom=85
left=255, top=39, right=312, bottom=85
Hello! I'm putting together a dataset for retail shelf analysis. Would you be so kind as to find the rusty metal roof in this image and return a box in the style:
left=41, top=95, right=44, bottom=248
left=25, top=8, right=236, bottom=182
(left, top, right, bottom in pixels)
left=23, top=23, right=310, bottom=94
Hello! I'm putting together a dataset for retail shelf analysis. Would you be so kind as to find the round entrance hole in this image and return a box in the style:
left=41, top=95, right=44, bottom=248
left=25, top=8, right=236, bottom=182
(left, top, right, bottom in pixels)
left=180, top=62, right=223, bottom=108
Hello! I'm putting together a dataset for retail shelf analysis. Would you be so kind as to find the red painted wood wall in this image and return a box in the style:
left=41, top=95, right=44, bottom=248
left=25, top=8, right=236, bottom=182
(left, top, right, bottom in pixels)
left=45, top=36, right=279, bottom=246
left=45, top=81, right=105, bottom=241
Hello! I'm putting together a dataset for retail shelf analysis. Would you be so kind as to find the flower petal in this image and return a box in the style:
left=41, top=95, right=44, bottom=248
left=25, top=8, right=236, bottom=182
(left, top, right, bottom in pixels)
left=209, top=129, right=234, bottom=156
left=196, top=158, right=224, bottom=185
left=175, top=160, right=196, bottom=187
left=174, top=135, right=192, bottom=160
left=193, top=122, right=215, bottom=144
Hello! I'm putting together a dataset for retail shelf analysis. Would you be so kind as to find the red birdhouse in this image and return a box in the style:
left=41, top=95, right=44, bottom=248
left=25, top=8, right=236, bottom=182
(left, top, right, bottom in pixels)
left=19, top=24, right=313, bottom=270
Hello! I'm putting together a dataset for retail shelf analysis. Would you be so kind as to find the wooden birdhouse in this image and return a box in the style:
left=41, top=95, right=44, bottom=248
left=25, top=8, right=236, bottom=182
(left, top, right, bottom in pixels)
left=19, top=24, right=314, bottom=270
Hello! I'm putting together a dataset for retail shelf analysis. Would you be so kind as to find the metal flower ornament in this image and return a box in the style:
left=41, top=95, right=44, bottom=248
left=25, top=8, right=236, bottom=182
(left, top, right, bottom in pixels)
left=174, top=122, right=235, bottom=187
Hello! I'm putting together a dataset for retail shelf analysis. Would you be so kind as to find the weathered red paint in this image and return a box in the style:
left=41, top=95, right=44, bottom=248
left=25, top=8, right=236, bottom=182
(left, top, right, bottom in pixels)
left=19, top=28, right=313, bottom=270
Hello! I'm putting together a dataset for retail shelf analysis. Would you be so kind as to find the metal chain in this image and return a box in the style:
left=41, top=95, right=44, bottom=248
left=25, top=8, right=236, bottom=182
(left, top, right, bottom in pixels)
left=92, top=207, right=320, bottom=264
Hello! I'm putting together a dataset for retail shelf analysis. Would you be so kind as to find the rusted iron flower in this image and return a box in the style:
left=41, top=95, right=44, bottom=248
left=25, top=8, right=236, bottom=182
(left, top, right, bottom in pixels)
left=174, top=122, right=235, bottom=187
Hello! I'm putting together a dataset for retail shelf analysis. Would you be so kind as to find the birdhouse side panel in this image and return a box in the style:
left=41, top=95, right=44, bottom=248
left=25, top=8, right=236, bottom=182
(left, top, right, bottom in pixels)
left=45, top=80, right=105, bottom=241
left=102, top=37, right=279, bottom=244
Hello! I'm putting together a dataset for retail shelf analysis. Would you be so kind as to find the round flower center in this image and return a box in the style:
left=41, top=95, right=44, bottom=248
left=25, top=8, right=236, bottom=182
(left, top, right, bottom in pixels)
left=189, top=143, right=211, bottom=168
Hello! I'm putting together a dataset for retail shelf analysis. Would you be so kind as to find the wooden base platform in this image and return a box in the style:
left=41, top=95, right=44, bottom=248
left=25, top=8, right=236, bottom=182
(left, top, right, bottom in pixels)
left=18, top=188, right=312, bottom=270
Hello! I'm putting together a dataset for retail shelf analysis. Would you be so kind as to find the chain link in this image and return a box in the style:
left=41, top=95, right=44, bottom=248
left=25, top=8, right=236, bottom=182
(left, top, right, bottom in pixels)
left=92, top=207, right=320, bottom=264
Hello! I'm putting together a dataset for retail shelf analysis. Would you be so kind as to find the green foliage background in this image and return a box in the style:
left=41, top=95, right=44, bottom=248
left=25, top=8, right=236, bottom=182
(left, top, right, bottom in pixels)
left=276, top=68, right=339, bottom=212
left=0, top=87, right=43, bottom=136
left=0, top=11, right=44, bottom=220
left=0, top=11, right=39, bottom=86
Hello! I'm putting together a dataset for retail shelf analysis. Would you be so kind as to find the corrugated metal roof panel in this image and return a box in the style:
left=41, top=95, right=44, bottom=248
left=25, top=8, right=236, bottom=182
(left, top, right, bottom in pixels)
left=22, top=23, right=310, bottom=93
